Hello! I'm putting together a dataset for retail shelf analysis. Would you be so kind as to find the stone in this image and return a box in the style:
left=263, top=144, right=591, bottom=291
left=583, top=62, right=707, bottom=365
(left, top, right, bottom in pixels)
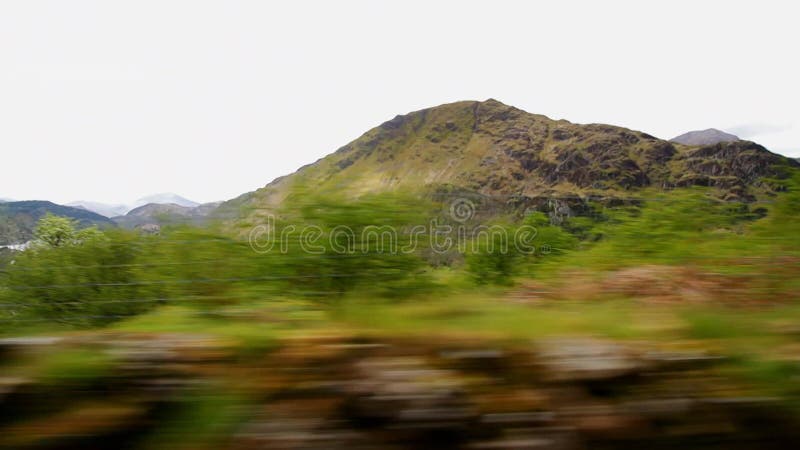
left=534, top=338, right=641, bottom=383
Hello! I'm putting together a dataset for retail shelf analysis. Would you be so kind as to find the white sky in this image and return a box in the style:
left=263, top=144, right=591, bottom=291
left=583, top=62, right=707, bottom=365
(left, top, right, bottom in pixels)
left=1, top=0, right=798, bottom=204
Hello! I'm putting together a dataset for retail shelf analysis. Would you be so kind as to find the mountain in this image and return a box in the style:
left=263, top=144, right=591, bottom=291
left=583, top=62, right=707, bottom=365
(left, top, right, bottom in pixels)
left=113, top=201, right=222, bottom=229
left=68, top=194, right=199, bottom=218
left=132, top=193, right=198, bottom=209
left=223, top=99, right=798, bottom=220
left=0, top=201, right=115, bottom=245
left=67, top=201, right=129, bottom=218
left=670, top=128, right=740, bottom=146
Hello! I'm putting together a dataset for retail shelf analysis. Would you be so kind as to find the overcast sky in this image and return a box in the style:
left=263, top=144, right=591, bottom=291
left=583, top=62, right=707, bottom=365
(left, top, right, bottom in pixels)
left=1, top=0, right=798, bottom=204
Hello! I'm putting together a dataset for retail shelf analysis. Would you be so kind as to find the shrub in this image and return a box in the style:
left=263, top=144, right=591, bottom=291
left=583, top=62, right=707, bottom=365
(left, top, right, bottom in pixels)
left=1, top=226, right=158, bottom=326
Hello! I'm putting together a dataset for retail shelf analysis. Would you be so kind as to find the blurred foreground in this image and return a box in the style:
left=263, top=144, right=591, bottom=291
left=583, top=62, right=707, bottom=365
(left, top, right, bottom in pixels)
left=2, top=183, right=800, bottom=448
left=3, top=296, right=800, bottom=449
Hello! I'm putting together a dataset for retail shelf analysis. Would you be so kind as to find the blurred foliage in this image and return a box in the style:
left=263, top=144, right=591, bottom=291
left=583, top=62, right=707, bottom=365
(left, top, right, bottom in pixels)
left=274, top=192, right=435, bottom=298
left=1, top=227, right=157, bottom=326
left=465, top=224, right=521, bottom=285
left=465, top=212, right=577, bottom=285
left=1, top=174, right=800, bottom=327
left=0, top=193, right=438, bottom=325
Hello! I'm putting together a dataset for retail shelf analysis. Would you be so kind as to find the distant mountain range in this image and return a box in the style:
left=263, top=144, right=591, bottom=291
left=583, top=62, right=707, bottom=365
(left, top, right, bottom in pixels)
left=69, top=193, right=200, bottom=218
left=670, top=128, right=740, bottom=146
left=130, top=193, right=199, bottom=209
left=67, top=201, right=129, bottom=218
left=0, top=193, right=220, bottom=243
left=70, top=193, right=219, bottom=230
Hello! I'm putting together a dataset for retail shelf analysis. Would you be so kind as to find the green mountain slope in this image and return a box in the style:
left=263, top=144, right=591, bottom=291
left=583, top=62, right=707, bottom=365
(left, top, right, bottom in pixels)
left=0, top=201, right=115, bottom=245
left=224, top=99, right=798, bottom=221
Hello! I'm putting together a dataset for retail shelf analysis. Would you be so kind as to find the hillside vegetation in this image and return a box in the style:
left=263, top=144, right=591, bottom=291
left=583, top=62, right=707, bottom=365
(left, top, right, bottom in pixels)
left=0, top=201, right=114, bottom=245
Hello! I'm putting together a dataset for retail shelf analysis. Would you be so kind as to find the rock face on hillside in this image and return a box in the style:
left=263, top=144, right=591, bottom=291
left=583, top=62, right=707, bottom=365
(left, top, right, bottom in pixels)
left=670, top=128, right=740, bottom=146
left=225, top=100, right=798, bottom=217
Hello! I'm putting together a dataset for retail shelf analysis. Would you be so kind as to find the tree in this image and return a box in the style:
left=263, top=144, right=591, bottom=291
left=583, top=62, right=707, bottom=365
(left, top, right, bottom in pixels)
left=465, top=213, right=577, bottom=285
left=265, top=192, right=433, bottom=298
left=33, top=214, right=103, bottom=248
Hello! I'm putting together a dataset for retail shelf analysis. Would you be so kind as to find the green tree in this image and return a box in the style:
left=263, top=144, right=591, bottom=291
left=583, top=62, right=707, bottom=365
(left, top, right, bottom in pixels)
left=465, top=213, right=577, bottom=285
left=33, top=214, right=103, bottom=248
left=265, top=192, right=433, bottom=298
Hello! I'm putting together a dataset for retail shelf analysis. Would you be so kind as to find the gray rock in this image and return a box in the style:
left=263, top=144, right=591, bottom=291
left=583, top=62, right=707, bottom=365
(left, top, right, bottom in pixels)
left=535, top=338, right=641, bottom=382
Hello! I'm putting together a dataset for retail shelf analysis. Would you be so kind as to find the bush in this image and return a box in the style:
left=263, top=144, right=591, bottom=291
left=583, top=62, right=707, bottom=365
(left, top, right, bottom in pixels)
left=465, top=213, right=577, bottom=285
left=1, top=227, right=159, bottom=326
left=267, top=193, right=433, bottom=298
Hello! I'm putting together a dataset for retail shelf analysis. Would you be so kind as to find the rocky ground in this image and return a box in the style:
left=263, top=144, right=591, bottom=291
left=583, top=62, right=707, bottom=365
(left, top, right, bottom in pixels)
left=1, top=333, right=797, bottom=449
